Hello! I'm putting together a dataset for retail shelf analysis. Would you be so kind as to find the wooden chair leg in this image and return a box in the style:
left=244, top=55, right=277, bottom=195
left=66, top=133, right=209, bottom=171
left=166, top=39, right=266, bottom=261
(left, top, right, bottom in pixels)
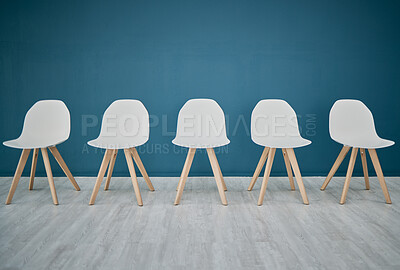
left=89, top=150, right=113, bottom=205
left=368, top=149, right=391, bottom=204
left=6, top=149, right=31, bottom=204
left=286, top=148, right=309, bottom=205
left=29, top=148, right=39, bottom=190
left=48, top=146, right=80, bottom=191
left=41, top=148, right=59, bottom=205
left=130, top=148, right=155, bottom=191
left=206, top=148, right=228, bottom=206
left=282, top=149, right=295, bottom=190
left=340, top=147, right=358, bottom=205
left=248, top=147, right=269, bottom=191
left=104, top=149, right=118, bottom=190
left=257, top=148, right=276, bottom=206
left=174, top=148, right=196, bottom=205
left=360, top=148, right=370, bottom=190
left=214, top=152, right=227, bottom=191
left=124, top=149, right=143, bottom=206
left=321, top=145, right=351, bottom=190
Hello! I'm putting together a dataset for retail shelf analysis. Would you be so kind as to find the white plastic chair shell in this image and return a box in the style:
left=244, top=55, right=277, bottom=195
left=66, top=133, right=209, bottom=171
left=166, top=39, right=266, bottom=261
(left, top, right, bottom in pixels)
left=329, top=100, right=394, bottom=149
left=88, top=100, right=149, bottom=149
left=251, top=99, right=311, bottom=148
left=172, top=99, right=230, bottom=148
left=3, top=100, right=70, bottom=149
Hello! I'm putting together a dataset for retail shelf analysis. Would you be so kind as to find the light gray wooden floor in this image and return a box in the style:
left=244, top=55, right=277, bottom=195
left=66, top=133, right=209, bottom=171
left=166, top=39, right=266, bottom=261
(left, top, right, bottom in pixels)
left=0, top=176, right=399, bottom=270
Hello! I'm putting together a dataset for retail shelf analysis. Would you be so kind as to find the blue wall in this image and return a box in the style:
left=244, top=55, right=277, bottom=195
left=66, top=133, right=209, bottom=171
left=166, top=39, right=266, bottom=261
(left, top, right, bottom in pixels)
left=1, top=0, right=399, bottom=177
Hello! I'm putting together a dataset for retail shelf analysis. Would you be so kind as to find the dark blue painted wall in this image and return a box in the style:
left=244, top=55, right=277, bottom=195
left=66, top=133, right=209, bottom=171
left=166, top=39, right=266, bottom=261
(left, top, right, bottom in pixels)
left=1, top=0, right=399, bottom=177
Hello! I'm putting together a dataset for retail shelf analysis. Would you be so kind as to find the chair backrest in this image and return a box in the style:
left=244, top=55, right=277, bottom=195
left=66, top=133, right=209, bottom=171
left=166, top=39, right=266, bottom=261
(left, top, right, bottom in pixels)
left=330, top=99, right=378, bottom=142
left=174, top=99, right=229, bottom=146
left=98, top=100, right=149, bottom=143
left=20, top=100, right=70, bottom=143
left=251, top=99, right=301, bottom=142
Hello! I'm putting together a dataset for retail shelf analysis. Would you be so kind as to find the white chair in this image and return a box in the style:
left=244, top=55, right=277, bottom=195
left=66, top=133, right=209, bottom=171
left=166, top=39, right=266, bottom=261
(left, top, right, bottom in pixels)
left=3, top=100, right=80, bottom=205
left=88, top=100, right=154, bottom=206
left=248, top=99, right=310, bottom=206
left=173, top=99, right=229, bottom=205
left=321, top=99, right=393, bottom=204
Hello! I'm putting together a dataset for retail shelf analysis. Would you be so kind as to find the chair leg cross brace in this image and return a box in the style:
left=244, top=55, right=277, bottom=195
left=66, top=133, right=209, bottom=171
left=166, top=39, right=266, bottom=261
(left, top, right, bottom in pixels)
left=321, top=145, right=391, bottom=204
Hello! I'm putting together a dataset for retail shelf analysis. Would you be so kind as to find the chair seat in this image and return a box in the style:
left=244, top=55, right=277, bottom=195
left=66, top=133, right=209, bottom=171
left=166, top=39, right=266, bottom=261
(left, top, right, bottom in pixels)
left=87, top=137, right=148, bottom=149
left=252, top=136, right=311, bottom=149
left=332, top=136, right=394, bottom=149
left=3, top=137, right=66, bottom=149
left=172, top=137, right=230, bottom=149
